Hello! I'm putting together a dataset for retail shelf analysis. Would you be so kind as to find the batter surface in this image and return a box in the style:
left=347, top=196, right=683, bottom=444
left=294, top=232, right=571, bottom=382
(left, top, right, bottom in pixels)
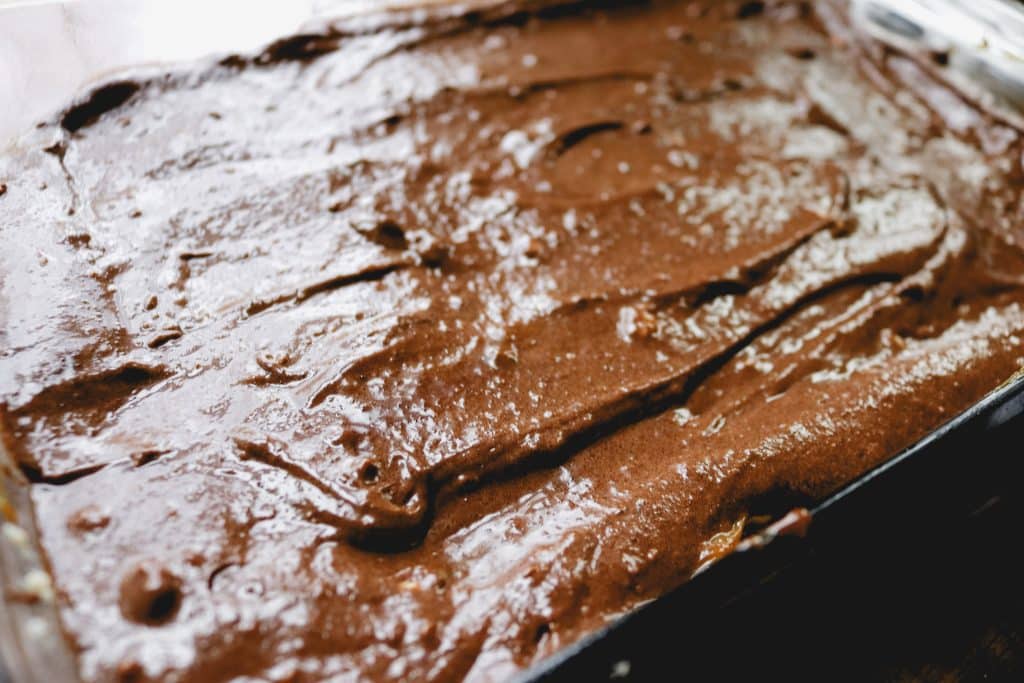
left=2, top=1, right=1023, bottom=680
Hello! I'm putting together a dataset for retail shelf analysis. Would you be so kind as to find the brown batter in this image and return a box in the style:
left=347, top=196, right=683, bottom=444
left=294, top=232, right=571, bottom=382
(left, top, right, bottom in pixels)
left=1, top=1, right=1023, bottom=680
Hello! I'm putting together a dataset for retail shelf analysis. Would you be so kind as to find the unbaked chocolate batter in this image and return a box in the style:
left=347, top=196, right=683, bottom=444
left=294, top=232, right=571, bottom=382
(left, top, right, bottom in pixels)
left=2, top=1, right=1023, bottom=680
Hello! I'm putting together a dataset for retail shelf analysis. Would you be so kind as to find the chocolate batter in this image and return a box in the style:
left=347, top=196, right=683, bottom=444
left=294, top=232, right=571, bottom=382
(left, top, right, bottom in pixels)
left=1, top=0, right=1023, bottom=680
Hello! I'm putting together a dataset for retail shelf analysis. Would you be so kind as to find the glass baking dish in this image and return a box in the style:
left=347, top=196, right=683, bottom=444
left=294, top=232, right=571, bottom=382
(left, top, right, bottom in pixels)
left=2, top=0, right=1023, bottom=680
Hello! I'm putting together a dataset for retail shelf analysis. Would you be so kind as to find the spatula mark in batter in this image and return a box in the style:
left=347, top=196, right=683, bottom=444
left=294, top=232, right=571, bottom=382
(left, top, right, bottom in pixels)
left=244, top=261, right=406, bottom=316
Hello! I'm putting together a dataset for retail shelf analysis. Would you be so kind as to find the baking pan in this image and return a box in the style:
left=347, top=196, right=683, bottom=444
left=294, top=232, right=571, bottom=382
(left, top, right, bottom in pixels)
left=2, top=0, right=1024, bottom=681
left=517, top=370, right=1024, bottom=681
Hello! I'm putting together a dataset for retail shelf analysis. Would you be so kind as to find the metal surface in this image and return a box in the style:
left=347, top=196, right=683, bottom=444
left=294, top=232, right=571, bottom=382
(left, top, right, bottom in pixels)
left=852, top=0, right=1024, bottom=127
left=0, top=467, right=78, bottom=683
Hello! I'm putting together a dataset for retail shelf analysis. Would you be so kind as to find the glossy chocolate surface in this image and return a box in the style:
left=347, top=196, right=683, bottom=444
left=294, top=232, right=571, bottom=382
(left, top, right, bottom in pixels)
left=1, top=1, right=1023, bottom=680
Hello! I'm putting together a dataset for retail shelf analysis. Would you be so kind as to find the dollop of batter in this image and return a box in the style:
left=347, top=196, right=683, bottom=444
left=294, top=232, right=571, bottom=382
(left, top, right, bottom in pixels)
left=1, top=1, right=1023, bottom=680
